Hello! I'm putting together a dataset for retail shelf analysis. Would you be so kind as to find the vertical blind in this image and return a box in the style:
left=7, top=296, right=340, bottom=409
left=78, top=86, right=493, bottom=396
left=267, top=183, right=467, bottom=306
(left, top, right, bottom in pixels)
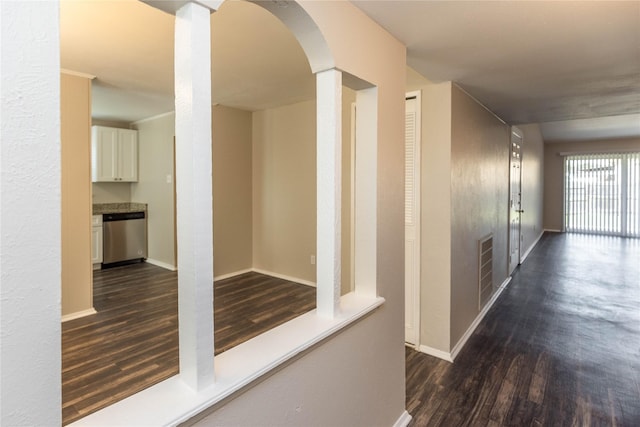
left=564, top=152, right=640, bottom=237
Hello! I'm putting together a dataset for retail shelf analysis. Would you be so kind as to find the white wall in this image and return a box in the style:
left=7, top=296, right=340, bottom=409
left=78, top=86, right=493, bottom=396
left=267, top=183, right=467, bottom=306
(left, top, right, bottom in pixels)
left=0, top=1, right=62, bottom=424
left=518, top=124, right=545, bottom=255
left=132, top=113, right=176, bottom=267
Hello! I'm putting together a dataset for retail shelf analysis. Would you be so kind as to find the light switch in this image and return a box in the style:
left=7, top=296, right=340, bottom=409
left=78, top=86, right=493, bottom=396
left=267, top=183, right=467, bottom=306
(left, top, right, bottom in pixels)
left=166, top=174, right=172, bottom=184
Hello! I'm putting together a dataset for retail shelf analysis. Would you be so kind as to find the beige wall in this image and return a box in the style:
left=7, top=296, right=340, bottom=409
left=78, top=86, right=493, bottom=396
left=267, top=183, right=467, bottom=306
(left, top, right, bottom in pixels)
left=544, top=137, right=640, bottom=231
left=252, top=100, right=317, bottom=283
left=450, top=85, right=510, bottom=346
left=131, top=113, right=176, bottom=268
left=92, top=182, right=131, bottom=203
left=420, top=82, right=453, bottom=351
left=518, top=124, right=545, bottom=253
left=192, top=1, right=407, bottom=424
left=61, top=73, right=93, bottom=316
left=212, top=106, right=253, bottom=277
left=251, top=91, right=356, bottom=288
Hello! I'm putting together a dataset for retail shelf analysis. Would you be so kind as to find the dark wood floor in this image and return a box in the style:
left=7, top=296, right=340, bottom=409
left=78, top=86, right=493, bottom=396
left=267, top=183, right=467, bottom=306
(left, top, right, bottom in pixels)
left=61, top=265, right=316, bottom=425
left=406, top=232, right=640, bottom=426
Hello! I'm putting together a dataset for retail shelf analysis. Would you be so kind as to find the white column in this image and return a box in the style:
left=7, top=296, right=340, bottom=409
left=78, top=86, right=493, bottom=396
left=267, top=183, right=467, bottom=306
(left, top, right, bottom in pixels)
left=175, top=1, right=215, bottom=391
left=1, top=1, right=62, bottom=425
left=354, top=88, right=378, bottom=297
left=316, top=69, right=342, bottom=318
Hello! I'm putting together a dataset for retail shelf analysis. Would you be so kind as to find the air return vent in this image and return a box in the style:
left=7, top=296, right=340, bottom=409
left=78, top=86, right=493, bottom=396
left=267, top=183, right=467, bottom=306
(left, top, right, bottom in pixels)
left=478, top=234, right=493, bottom=310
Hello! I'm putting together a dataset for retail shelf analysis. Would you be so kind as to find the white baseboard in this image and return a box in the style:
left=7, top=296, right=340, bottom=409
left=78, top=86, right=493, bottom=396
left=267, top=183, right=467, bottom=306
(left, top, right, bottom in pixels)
left=61, top=308, right=97, bottom=322
left=544, top=228, right=562, bottom=233
left=214, top=268, right=252, bottom=281
left=418, top=344, right=454, bottom=363
left=520, top=230, right=544, bottom=263
left=251, top=268, right=316, bottom=288
left=393, top=410, right=412, bottom=427
left=145, top=258, right=177, bottom=271
left=449, top=276, right=512, bottom=361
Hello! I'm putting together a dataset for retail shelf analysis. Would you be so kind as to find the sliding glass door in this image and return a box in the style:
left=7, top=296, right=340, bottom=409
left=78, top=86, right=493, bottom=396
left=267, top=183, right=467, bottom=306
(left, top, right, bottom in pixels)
left=564, top=152, right=640, bottom=237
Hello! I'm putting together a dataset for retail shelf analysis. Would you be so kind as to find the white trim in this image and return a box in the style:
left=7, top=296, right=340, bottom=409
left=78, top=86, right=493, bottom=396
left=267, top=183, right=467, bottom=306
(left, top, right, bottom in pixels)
left=214, top=268, right=252, bottom=281
left=68, top=294, right=385, bottom=427
left=544, top=229, right=562, bottom=233
left=404, top=91, right=421, bottom=347
left=251, top=268, right=316, bottom=288
left=418, top=345, right=454, bottom=363
left=350, top=101, right=356, bottom=292
left=520, top=230, right=544, bottom=263
left=131, top=110, right=175, bottom=126
left=453, top=83, right=506, bottom=125
left=61, top=308, right=97, bottom=323
left=449, top=276, right=512, bottom=361
left=393, top=410, right=412, bottom=427
left=145, top=258, right=177, bottom=271
left=60, top=68, right=96, bottom=80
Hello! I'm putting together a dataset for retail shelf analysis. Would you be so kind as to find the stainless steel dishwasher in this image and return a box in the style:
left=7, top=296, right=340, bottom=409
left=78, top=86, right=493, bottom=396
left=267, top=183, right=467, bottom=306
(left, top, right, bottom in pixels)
left=102, top=211, right=147, bottom=266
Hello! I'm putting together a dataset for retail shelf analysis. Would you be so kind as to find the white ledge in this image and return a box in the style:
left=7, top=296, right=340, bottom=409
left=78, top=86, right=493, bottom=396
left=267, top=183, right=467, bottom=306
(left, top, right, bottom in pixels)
left=69, top=292, right=385, bottom=426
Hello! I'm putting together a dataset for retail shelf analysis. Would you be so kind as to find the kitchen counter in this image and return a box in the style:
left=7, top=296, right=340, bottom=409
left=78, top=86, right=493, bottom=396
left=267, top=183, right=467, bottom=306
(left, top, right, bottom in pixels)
left=93, top=202, right=147, bottom=215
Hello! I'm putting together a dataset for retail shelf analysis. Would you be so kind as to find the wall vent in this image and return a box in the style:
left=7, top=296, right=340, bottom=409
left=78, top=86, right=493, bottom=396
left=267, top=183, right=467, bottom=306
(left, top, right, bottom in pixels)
left=478, top=234, right=493, bottom=310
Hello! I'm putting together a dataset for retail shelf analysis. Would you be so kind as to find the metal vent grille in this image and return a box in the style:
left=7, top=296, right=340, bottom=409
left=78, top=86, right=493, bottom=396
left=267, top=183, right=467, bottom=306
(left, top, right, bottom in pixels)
left=478, top=234, right=493, bottom=310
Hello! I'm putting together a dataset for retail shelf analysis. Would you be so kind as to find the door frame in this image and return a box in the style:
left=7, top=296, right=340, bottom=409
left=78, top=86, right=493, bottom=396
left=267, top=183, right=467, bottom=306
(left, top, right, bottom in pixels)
left=508, top=127, right=523, bottom=274
left=404, top=91, right=421, bottom=346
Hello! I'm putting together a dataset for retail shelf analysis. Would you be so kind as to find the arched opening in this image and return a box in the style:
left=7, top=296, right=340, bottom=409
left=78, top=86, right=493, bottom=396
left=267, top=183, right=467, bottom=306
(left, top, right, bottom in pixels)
left=60, top=0, right=366, bottom=422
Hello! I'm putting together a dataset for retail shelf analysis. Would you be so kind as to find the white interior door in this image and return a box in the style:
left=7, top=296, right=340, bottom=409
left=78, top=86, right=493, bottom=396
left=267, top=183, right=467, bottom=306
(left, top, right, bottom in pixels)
left=508, top=128, right=523, bottom=274
left=405, top=93, right=421, bottom=346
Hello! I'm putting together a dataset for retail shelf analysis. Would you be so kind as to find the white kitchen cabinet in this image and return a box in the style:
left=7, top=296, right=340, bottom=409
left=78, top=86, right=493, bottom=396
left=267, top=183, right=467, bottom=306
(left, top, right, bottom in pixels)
left=91, top=126, right=138, bottom=182
left=91, top=215, right=103, bottom=267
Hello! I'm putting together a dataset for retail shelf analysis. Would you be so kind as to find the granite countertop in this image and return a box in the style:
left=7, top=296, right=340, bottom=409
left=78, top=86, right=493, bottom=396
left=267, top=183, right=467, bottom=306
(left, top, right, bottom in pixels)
left=93, top=202, right=147, bottom=215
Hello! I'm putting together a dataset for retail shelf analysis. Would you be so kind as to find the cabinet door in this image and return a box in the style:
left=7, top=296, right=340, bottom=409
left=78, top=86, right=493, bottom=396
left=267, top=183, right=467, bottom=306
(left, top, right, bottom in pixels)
left=92, top=126, right=118, bottom=182
left=118, top=129, right=138, bottom=182
left=91, top=226, right=103, bottom=264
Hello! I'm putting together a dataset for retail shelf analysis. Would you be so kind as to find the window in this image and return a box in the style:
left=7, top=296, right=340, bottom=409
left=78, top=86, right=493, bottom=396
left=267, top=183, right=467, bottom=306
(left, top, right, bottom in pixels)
left=564, top=152, right=640, bottom=237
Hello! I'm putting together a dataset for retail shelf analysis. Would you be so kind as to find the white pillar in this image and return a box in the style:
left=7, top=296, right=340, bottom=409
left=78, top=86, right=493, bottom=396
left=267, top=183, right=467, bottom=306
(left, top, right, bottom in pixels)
left=175, top=1, right=215, bottom=391
left=354, top=88, right=378, bottom=297
left=1, top=1, right=62, bottom=424
left=316, top=69, right=342, bottom=318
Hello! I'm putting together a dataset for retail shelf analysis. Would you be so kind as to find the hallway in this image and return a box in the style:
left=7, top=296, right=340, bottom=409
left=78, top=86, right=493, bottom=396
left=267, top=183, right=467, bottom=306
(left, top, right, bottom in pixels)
left=406, top=232, right=640, bottom=426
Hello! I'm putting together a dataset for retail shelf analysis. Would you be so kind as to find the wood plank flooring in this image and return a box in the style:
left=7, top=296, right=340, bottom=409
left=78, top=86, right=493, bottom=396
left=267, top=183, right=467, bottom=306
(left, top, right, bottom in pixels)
left=406, top=232, right=640, bottom=426
left=62, top=265, right=315, bottom=425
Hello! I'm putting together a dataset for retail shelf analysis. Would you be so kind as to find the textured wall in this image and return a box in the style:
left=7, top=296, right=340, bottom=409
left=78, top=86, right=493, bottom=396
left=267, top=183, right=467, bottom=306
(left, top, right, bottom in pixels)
left=450, top=85, right=510, bottom=347
left=0, top=1, right=62, bottom=424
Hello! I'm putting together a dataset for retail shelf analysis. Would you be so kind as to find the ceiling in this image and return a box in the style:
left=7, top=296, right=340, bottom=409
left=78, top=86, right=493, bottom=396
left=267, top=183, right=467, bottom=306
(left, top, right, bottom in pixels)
left=60, top=0, right=640, bottom=141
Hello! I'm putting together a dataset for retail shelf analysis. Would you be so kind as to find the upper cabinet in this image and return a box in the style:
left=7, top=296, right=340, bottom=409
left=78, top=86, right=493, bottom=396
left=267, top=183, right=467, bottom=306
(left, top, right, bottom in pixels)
left=91, top=126, right=138, bottom=182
